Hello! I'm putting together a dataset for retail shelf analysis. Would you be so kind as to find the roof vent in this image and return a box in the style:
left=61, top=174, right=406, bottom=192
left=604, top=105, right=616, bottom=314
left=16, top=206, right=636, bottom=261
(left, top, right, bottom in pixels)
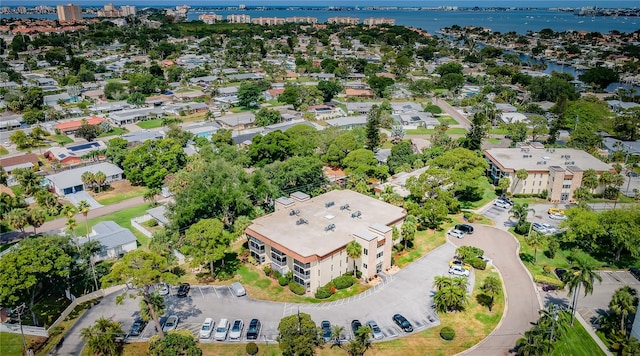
left=325, top=201, right=335, bottom=208
left=340, top=204, right=350, bottom=211
left=289, top=209, right=300, bottom=216
left=324, top=224, right=336, bottom=232
left=351, top=211, right=362, bottom=218
left=296, top=218, right=308, bottom=225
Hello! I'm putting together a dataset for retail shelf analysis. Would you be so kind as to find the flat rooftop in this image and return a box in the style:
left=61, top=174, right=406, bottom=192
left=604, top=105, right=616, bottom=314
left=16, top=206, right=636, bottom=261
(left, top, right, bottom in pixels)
left=484, top=147, right=612, bottom=172
left=247, top=189, right=406, bottom=260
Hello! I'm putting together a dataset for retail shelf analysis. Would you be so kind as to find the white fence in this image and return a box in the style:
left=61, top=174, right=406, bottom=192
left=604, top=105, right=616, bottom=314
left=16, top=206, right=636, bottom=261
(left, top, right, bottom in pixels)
left=0, top=322, right=48, bottom=337
left=131, top=215, right=153, bottom=238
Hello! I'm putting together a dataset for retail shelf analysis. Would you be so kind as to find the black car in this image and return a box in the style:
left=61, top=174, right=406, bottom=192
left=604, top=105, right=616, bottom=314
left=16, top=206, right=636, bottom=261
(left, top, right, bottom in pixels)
left=498, top=196, right=514, bottom=206
left=555, top=268, right=567, bottom=282
left=177, top=283, right=190, bottom=297
left=455, top=224, right=474, bottom=235
left=321, top=320, right=332, bottom=342
left=393, top=314, right=413, bottom=333
left=246, top=318, right=261, bottom=340
left=129, top=317, right=147, bottom=336
left=351, top=320, right=362, bottom=336
left=630, top=268, right=640, bottom=282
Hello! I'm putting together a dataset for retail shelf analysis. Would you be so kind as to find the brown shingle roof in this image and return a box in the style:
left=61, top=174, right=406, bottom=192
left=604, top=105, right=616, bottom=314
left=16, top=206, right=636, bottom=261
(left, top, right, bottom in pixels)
left=0, top=153, right=40, bottom=168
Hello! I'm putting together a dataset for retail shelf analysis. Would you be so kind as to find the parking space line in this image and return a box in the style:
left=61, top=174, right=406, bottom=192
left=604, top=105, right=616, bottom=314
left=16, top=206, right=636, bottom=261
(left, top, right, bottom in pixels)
left=198, top=286, right=205, bottom=298
left=213, top=287, right=220, bottom=298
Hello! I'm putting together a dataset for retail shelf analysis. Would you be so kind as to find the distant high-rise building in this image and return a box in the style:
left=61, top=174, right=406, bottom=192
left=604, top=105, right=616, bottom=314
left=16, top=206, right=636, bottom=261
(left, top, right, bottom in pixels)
left=120, top=5, right=136, bottom=17
left=327, top=17, right=360, bottom=25
left=227, top=14, right=251, bottom=23
left=57, top=3, right=82, bottom=22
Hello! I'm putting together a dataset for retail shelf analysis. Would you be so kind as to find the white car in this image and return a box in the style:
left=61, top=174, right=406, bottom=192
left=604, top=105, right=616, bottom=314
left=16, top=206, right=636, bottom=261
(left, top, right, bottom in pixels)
left=449, top=265, right=470, bottom=277
left=493, top=200, right=510, bottom=209
left=541, top=223, right=557, bottom=235
left=447, top=229, right=465, bottom=239
left=229, top=319, right=244, bottom=341
left=549, top=213, right=567, bottom=221
left=214, top=318, right=230, bottom=341
left=162, top=315, right=179, bottom=332
left=158, top=283, right=170, bottom=296
left=200, top=318, right=214, bottom=339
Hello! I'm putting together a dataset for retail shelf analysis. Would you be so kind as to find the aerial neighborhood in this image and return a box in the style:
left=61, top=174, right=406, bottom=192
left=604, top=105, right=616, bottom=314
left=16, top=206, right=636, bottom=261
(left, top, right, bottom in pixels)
left=0, top=2, right=639, bottom=356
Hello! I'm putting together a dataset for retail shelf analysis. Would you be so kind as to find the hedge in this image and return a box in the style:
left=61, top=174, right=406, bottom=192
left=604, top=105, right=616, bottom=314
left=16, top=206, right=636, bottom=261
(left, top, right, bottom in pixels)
left=278, top=276, right=289, bottom=286
left=289, top=282, right=306, bottom=295
left=534, top=274, right=564, bottom=288
left=440, top=326, right=456, bottom=340
left=333, top=275, right=355, bottom=290
left=315, top=286, right=332, bottom=299
left=246, top=342, right=259, bottom=355
left=467, top=257, right=487, bottom=270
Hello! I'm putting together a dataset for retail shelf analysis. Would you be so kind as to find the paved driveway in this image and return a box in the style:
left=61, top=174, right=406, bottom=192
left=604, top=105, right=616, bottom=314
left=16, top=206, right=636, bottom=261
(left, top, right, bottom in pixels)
left=453, top=225, right=541, bottom=356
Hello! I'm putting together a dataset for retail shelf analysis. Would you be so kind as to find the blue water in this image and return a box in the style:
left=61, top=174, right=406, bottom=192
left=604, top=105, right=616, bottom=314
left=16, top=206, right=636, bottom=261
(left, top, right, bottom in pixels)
left=5, top=8, right=640, bottom=34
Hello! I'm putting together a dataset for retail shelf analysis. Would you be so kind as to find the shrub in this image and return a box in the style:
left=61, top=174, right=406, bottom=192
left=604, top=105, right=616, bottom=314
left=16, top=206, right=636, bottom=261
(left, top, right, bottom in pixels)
left=278, top=276, right=289, bottom=286
left=333, top=275, right=355, bottom=290
left=271, top=270, right=282, bottom=280
left=543, top=265, right=553, bottom=275
left=534, top=274, right=564, bottom=288
left=546, top=239, right=559, bottom=259
left=467, top=257, right=486, bottom=270
left=263, top=265, right=272, bottom=276
left=515, top=221, right=531, bottom=235
left=146, top=219, right=159, bottom=227
left=315, top=286, right=332, bottom=299
left=456, top=246, right=484, bottom=261
left=246, top=342, right=259, bottom=355
left=289, top=282, right=306, bottom=295
left=440, top=326, right=456, bottom=340
left=424, top=104, right=443, bottom=114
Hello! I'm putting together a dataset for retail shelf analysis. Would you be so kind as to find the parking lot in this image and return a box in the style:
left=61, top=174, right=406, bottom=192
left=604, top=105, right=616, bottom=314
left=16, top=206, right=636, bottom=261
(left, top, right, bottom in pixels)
left=480, top=200, right=565, bottom=236
left=62, top=242, right=465, bottom=352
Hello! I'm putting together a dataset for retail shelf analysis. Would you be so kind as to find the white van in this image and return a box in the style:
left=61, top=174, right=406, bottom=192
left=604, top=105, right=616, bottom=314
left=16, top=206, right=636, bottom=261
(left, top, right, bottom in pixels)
left=200, top=318, right=214, bottom=339
left=214, top=318, right=230, bottom=341
left=230, top=282, right=246, bottom=297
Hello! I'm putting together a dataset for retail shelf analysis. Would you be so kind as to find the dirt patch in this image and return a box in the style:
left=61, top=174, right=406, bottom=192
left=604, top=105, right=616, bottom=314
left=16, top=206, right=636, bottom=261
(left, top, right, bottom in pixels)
left=90, top=180, right=145, bottom=201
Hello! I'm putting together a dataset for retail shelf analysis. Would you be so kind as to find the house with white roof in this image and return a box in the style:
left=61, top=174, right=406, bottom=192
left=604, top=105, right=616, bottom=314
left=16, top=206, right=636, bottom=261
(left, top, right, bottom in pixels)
left=79, top=221, right=137, bottom=261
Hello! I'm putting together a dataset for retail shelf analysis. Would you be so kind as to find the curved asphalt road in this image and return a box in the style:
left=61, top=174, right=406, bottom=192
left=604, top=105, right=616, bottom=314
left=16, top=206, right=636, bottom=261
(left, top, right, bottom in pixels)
left=452, top=225, right=541, bottom=355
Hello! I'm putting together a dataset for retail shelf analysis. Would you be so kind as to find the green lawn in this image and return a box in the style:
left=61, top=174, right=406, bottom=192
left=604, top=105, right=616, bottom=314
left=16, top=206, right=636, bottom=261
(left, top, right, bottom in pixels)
left=137, top=119, right=163, bottom=129
left=95, top=187, right=147, bottom=205
left=98, top=127, right=126, bottom=137
left=51, top=135, right=74, bottom=145
left=406, top=127, right=468, bottom=135
left=437, top=116, right=458, bottom=125
left=74, top=203, right=153, bottom=247
left=489, top=128, right=509, bottom=135
left=487, top=138, right=501, bottom=144
left=551, top=314, right=606, bottom=356
left=0, top=146, right=9, bottom=155
left=0, top=333, right=47, bottom=356
left=459, top=179, right=498, bottom=210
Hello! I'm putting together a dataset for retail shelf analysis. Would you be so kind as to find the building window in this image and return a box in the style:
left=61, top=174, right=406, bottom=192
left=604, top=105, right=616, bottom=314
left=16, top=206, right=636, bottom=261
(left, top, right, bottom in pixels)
left=363, top=263, right=367, bottom=269
left=271, top=247, right=287, bottom=266
left=363, top=248, right=368, bottom=255
left=376, top=251, right=383, bottom=258
left=331, top=265, right=333, bottom=271
left=562, top=184, right=571, bottom=189
left=539, top=181, right=542, bottom=186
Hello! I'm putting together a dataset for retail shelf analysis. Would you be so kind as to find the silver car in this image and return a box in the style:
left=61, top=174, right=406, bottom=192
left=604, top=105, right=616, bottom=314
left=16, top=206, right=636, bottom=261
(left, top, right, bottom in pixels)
left=162, top=315, right=179, bottom=332
left=229, top=319, right=244, bottom=341
left=448, top=229, right=465, bottom=239
left=366, top=320, right=383, bottom=340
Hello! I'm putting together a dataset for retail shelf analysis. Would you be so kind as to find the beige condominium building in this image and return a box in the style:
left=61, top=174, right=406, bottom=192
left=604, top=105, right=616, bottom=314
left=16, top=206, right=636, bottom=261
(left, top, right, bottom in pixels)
left=56, top=3, right=82, bottom=22
left=484, top=143, right=614, bottom=203
left=245, top=190, right=406, bottom=293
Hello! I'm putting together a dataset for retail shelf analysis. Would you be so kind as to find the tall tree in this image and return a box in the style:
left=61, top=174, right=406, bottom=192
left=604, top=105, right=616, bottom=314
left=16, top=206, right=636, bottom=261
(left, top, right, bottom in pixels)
left=148, top=329, right=202, bottom=356
left=565, top=253, right=603, bottom=325
left=462, top=112, right=489, bottom=151
left=346, top=241, right=362, bottom=278
left=102, top=250, right=177, bottom=339
left=94, top=171, right=107, bottom=192
left=5, top=208, right=28, bottom=232
left=277, top=312, right=319, bottom=356
left=524, top=231, right=546, bottom=262
left=81, top=171, right=96, bottom=192
left=365, top=105, right=382, bottom=151
left=80, top=317, right=124, bottom=356
left=608, top=286, right=638, bottom=335
left=433, top=275, right=468, bottom=312
left=26, top=207, right=46, bottom=234
left=480, top=275, right=502, bottom=312
left=238, top=82, right=262, bottom=108
left=181, top=218, right=232, bottom=276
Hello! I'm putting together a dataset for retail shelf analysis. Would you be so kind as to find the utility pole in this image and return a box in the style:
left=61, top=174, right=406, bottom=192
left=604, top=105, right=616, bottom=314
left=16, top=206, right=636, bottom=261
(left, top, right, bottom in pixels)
left=15, top=303, right=33, bottom=356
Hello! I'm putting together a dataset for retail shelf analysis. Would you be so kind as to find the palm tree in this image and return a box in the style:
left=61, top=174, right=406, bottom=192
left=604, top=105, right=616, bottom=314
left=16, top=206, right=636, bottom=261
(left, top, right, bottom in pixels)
left=433, top=276, right=468, bottom=313
left=13, top=168, right=43, bottom=196
left=80, top=317, right=123, bottom=356
left=6, top=208, right=28, bottom=232
left=81, top=171, right=96, bottom=192
left=93, top=171, right=107, bottom=192
left=524, top=231, right=546, bottom=262
left=27, top=207, right=46, bottom=234
left=480, top=276, right=502, bottom=312
left=139, top=292, right=166, bottom=326
left=515, top=169, right=528, bottom=192
left=346, top=241, right=362, bottom=278
left=566, top=254, right=603, bottom=325
left=582, top=169, right=599, bottom=193
left=609, top=286, right=638, bottom=335
left=143, top=188, right=160, bottom=207
left=66, top=217, right=79, bottom=250
left=330, top=325, right=344, bottom=347
left=509, top=202, right=533, bottom=224
left=78, top=200, right=91, bottom=236
left=401, top=218, right=417, bottom=250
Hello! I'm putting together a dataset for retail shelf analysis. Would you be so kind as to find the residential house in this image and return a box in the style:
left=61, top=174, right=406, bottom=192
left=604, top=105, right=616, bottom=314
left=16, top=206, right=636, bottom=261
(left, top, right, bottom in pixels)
left=120, top=130, right=165, bottom=146
left=0, top=153, right=41, bottom=186
left=245, top=190, right=406, bottom=293
left=44, top=141, right=107, bottom=165
left=79, top=221, right=137, bottom=261
left=326, top=116, right=368, bottom=130
left=54, top=116, right=105, bottom=135
left=109, top=107, right=164, bottom=126
left=45, top=162, right=124, bottom=195
left=344, top=88, right=375, bottom=99
left=216, top=113, right=256, bottom=130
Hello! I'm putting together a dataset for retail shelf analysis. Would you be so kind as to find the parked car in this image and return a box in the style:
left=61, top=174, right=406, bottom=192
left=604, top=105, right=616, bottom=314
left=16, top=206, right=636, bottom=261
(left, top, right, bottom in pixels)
left=129, top=317, right=147, bottom=337
left=548, top=208, right=565, bottom=215
left=366, top=320, right=383, bottom=340
left=455, top=224, right=474, bottom=235
left=177, top=283, right=190, bottom=297
left=162, top=315, right=179, bottom=332
left=214, top=318, right=230, bottom=341
left=449, top=265, right=471, bottom=277
left=630, top=268, right=640, bottom=282
left=230, top=282, right=246, bottom=297
left=321, top=320, right=332, bottom=343
left=449, top=259, right=472, bottom=270
left=393, top=314, right=413, bottom=332
left=246, top=319, right=261, bottom=340
left=555, top=268, right=567, bottom=282
left=351, top=320, right=362, bottom=336
left=493, top=200, right=510, bottom=209
left=155, top=316, right=168, bottom=332
left=498, top=196, right=514, bottom=206
left=200, top=318, right=214, bottom=339
left=447, top=229, right=465, bottom=239
left=549, top=213, right=567, bottom=221
left=541, top=223, right=557, bottom=234
left=158, top=283, right=169, bottom=296
left=229, top=319, right=244, bottom=341
left=532, top=223, right=547, bottom=234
